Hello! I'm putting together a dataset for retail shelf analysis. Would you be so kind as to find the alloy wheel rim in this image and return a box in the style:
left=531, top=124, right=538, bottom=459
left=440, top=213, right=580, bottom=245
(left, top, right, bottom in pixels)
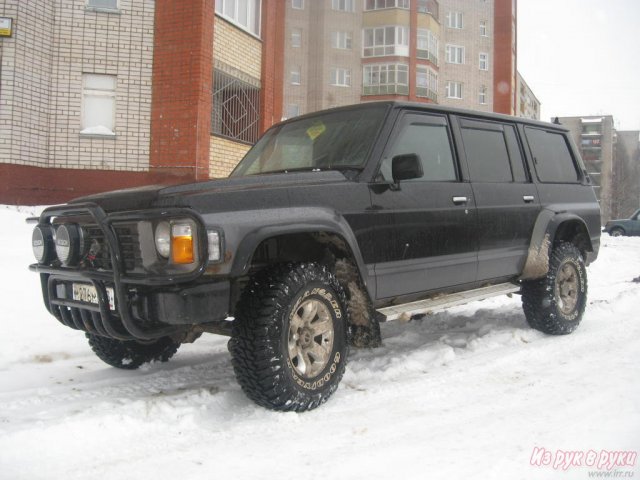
left=288, top=298, right=334, bottom=378
left=555, top=262, right=579, bottom=315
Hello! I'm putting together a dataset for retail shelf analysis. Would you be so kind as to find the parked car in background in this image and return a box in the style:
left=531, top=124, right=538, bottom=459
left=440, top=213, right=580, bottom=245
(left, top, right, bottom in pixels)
left=604, top=209, right=640, bottom=236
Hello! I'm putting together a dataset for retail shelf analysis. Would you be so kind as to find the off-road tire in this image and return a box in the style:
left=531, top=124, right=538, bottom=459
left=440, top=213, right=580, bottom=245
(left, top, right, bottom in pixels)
left=229, top=263, right=349, bottom=412
left=522, top=242, right=588, bottom=335
left=86, top=334, right=180, bottom=370
left=609, top=227, right=624, bottom=237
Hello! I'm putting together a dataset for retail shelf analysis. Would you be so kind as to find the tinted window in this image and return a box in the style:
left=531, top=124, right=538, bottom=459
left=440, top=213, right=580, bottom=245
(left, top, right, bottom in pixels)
left=383, top=118, right=457, bottom=182
left=504, top=125, right=528, bottom=182
left=462, top=127, right=513, bottom=182
left=525, top=127, right=579, bottom=183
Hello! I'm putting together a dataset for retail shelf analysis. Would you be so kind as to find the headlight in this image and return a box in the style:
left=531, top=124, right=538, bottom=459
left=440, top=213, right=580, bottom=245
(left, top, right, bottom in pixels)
left=154, top=221, right=171, bottom=258
left=32, top=225, right=55, bottom=263
left=55, top=224, right=83, bottom=266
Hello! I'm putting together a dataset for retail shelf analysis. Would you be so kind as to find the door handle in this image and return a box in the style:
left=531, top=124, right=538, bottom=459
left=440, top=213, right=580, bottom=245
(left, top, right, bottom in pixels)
left=452, top=196, right=468, bottom=205
left=523, top=195, right=535, bottom=203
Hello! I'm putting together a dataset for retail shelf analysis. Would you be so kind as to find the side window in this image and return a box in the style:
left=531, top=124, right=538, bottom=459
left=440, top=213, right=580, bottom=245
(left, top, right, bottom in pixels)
left=382, top=116, right=457, bottom=182
left=503, top=125, right=528, bottom=182
left=525, top=127, right=580, bottom=183
left=461, top=125, right=512, bottom=183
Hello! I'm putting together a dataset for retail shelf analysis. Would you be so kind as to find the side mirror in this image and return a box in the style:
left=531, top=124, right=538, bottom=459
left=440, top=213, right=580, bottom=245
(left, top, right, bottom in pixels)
left=392, top=153, right=423, bottom=183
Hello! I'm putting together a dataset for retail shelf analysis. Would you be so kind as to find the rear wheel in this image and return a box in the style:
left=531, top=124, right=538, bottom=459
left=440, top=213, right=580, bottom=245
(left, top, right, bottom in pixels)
left=229, top=263, right=348, bottom=412
left=522, top=242, right=588, bottom=335
left=86, top=334, right=180, bottom=370
left=610, top=227, right=624, bottom=237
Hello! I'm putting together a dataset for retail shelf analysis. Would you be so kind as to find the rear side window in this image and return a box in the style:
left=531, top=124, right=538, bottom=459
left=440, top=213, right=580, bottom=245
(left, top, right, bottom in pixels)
left=461, top=125, right=512, bottom=183
left=525, top=127, right=579, bottom=183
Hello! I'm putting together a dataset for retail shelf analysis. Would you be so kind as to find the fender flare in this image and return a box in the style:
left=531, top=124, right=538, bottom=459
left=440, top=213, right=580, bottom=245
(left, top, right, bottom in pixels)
left=520, top=209, right=592, bottom=281
left=227, top=207, right=374, bottom=299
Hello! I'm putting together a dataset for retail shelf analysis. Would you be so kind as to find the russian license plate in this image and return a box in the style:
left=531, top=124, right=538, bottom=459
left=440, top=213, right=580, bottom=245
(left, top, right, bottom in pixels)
left=72, top=283, right=116, bottom=311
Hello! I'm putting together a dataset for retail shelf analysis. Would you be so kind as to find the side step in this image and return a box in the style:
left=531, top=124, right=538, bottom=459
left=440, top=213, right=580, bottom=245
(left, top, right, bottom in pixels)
left=377, top=283, right=521, bottom=322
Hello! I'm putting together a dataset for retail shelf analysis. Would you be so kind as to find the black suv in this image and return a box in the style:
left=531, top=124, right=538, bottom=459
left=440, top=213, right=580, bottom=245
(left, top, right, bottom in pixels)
left=29, top=102, right=601, bottom=411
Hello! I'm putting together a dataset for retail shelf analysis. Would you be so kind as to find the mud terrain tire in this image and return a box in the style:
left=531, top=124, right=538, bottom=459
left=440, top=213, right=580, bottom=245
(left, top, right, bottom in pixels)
left=86, top=334, right=180, bottom=370
left=229, top=263, right=348, bottom=412
left=522, top=242, right=588, bottom=335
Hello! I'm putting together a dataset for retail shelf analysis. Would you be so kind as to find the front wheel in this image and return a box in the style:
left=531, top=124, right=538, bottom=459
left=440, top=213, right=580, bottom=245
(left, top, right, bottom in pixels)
left=609, top=227, right=624, bottom=237
left=521, top=242, right=588, bottom=335
left=86, top=334, right=180, bottom=370
left=229, top=263, right=348, bottom=412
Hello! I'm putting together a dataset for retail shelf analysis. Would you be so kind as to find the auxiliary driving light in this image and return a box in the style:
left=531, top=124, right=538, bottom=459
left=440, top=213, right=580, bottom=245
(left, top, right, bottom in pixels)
left=55, top=224, right=83, bottom=266
left=32, top=224, right=55, bottom=263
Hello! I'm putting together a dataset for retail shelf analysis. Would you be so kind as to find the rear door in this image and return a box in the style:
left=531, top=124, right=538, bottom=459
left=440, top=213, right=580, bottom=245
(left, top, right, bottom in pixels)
left=455, top=117, right=541, bottom=281
left=370, top=112, right=478, bottom=299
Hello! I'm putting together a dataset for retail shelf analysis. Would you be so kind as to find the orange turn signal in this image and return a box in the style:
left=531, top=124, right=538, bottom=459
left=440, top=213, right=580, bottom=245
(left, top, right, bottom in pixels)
left=171, top=224, right=194, bottom=264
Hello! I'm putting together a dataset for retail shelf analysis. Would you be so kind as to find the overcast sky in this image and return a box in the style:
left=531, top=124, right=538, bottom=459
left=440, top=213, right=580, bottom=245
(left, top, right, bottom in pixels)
left=517, top=0, right=640, bottom=131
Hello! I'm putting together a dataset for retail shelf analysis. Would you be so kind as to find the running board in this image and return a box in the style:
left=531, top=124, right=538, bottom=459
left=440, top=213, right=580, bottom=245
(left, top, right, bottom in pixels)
left=377, top=283, right=521, bottom=322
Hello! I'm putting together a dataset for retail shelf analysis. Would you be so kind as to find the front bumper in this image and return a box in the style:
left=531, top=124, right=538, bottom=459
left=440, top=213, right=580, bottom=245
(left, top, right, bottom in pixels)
left=30, top=202, right=229, bottom=341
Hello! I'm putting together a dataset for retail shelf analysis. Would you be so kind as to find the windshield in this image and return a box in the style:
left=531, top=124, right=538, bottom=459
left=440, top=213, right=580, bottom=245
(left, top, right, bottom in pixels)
left=231, top=105, right=388, bottom=176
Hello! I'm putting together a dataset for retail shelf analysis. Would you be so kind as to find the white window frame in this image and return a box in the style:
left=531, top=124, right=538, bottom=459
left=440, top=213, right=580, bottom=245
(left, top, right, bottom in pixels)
left=330, top=67, right=352, bottom=87
left=332, top=0, right=355, bottom=12
left=446, top=81, right=463, bottom=99
left=364, top=0, right=409, bottom=11
left=445, top=44, right=465, bottom=64
left=480, top=20, right=488, bottom=37
left=292, top=0, right=304, bottom=9
left=478, top=86, right=488, bottom=105
left=215, top=0, right=262, bottom=37
left=363, top=63, right=409, bottom=88
left=479, top=52, right=489, bottom=71
left=81, top=73, right=117, bottom=135
left=291, top=28, right=302, bottom=47
left=417, top=28, right=439, bottom=63
left=446, top=11, right=463, bottom=29
left=331, top=31, right=353, bottom=49
left=286, top=104, right=301, bottom=119
left=363, top=26, right=409, bottom=57
left=290, top=66, right=301, bottom=85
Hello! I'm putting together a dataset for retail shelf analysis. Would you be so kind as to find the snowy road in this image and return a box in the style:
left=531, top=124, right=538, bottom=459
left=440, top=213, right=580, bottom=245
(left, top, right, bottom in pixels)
left=0, top=205, right=638, bottom=480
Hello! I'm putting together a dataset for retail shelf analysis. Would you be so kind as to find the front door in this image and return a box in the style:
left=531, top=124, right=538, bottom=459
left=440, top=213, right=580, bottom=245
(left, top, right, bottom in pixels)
left=371, top=112, right=478, bottom=300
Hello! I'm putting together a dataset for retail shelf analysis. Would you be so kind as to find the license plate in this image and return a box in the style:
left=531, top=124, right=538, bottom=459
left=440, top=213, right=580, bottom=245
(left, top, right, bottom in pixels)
left=72, top=283, right=116, bottom=311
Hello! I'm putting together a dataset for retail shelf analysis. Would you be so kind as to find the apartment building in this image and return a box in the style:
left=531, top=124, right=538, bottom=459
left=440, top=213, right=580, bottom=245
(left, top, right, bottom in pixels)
left=516, top=72, right=541, bottom=120
left=0, top=0, right=284, bottom=204
left=282, top=0, right=524, bottom=117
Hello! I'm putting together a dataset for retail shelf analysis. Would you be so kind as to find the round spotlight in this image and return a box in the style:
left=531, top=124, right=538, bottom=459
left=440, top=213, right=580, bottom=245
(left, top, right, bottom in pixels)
left=155, top=221, right=171, bottom=258
left=32, top=224, right=55, bottom=263
left=55, top=224, right=82, bottom=266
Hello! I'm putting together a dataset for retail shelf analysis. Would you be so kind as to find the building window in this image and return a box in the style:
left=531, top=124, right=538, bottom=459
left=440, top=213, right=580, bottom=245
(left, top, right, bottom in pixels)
left=363, top=26, right=409, bottom=57
left=480, top=20, right=488, bottom=36
left=479, top=52, right=489, bottom=71
left=417, top=0, right=438, bottom=15
left=212, top=64, right=261, bottom=144
left=286, top=104, right=301, bottom=119
left=87, top=0, right=118, bottom=9
left=417, top=28, right=438, bottom=65
left=290, top=66, right=301, bottom=85
left=364, top=0, right=409, bottom=10
left=332, top=0, right=355, bottom=12
left=291, top=0, right=304, bottom=9
left=479, top=85, right=487, bottom=104
left=445, top=44, right=464, bottom=64
left=331, top=31, right=352, bottom=49
left=291, top=28, right=302, bottom=47
left=330, top=68, right=351, bottom=87
left=446, top=81, right=462, bottom=99
left=215, top=0, right=262, bottom=36
left=81, top=74, right=116, bottom=135
left=446, top=11, right=463, bottom=29
left=363, top=63, right=409, bottom=95
left=416, top=66, right=438, bottom=101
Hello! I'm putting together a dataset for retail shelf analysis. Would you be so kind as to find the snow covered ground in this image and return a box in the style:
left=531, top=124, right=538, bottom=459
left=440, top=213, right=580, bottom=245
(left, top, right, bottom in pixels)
left=0, top=204, right=638, bottom=480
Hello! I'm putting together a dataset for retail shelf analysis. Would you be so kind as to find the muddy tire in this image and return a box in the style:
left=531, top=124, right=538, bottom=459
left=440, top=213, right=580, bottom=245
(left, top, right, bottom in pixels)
left=522, top=242, right=588, bottom=335
left=229, top=263, right=348, bottom=412
left=86, top=334, right=180, bottom=370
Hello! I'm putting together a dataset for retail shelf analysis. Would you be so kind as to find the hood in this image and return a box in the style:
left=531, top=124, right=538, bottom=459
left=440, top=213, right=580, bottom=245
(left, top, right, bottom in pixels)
left=70, top=171, right=350, bottom=213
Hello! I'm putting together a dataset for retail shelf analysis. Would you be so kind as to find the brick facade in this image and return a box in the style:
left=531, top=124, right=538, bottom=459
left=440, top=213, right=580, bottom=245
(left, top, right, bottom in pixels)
left=209, top=136, right=250, bottom=178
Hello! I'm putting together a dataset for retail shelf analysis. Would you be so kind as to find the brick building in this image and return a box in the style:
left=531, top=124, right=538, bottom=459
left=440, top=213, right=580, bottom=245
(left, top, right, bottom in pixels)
left=0, top=0, right=284, bottom=204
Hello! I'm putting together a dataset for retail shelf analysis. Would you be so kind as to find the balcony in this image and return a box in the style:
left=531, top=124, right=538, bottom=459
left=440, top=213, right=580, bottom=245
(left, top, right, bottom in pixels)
left=416, top=87, right=437, bottom=102
left=417, top=49, right=438, bottom=66
left=363, top=84, right=410, bottom=96
left=417, top=0, right=439, bottom=20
